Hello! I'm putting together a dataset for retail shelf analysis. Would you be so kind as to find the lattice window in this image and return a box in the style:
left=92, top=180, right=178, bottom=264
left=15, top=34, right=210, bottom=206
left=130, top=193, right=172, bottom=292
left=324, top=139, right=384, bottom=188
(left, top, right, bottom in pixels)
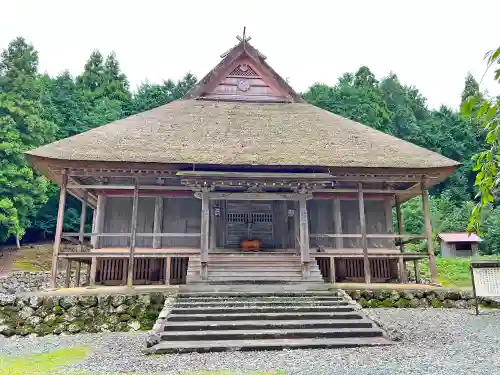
left=252, top=212, right=273, bottom=223
left=227, top=213, right=249, bottom=223
left=229, top=64, right=258, bottom=77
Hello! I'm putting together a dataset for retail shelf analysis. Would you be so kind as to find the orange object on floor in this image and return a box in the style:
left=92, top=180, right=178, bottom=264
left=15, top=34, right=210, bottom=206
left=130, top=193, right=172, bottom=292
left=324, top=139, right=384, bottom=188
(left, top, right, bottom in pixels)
left=241, top=239, right=261, bottom=252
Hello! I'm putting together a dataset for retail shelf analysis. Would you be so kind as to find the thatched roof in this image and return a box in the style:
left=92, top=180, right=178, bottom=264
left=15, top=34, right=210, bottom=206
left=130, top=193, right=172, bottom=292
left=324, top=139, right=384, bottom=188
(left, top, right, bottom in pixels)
left=27, top=99, right=459, bottom=169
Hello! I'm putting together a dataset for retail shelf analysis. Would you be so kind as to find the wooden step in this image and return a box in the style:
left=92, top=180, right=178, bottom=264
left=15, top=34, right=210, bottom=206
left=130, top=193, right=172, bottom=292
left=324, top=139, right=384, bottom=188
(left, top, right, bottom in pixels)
left=148, top=337, right=392, bottom=354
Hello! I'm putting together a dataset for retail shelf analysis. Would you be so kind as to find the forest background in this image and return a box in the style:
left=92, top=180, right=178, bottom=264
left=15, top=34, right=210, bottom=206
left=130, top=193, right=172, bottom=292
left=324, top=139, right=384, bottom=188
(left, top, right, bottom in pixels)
left=1, top=36, right=497, bottom=254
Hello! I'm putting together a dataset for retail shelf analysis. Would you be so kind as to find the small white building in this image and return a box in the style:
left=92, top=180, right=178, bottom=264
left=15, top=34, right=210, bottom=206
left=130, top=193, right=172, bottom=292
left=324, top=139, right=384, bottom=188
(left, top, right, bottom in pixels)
left=438, top=233, right=482, bottom=258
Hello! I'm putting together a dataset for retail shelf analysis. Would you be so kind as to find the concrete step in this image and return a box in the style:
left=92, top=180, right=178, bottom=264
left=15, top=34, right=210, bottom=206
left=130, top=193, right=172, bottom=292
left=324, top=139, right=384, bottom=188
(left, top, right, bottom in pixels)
left=160, top=327, right=383, bottom=341
left=148, top=337, right=392, bottom=354
left=167, top=311, right=362, bottom=322
left=174, top=300, right=349, bottom=308
left=163, top=319, right=374, bottom=331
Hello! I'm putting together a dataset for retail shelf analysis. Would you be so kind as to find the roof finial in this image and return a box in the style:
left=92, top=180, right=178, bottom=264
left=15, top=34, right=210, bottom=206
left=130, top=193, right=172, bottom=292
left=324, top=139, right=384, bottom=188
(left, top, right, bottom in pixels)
left=236, top=26, right=251, bottom=47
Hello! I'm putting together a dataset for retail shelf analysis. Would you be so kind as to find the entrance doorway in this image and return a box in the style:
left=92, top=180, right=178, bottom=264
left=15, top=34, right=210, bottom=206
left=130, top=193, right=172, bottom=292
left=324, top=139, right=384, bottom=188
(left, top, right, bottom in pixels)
left=226, top=201, right=274, bottom=248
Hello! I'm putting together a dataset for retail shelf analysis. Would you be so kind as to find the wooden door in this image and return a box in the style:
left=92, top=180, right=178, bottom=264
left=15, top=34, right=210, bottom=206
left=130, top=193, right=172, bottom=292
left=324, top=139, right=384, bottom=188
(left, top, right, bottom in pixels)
left=226, top=201, right=274, bottom=248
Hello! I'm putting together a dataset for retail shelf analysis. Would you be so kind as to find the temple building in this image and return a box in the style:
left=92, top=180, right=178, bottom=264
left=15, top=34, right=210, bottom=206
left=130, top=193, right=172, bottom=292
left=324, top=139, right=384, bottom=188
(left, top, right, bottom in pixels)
left=27, top=32, right=459, bottom=289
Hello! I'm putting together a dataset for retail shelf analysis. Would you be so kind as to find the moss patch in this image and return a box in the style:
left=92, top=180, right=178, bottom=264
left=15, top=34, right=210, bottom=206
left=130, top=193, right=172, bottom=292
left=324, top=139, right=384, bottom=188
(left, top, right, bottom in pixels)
left=0, top=346, right=88, bottom=375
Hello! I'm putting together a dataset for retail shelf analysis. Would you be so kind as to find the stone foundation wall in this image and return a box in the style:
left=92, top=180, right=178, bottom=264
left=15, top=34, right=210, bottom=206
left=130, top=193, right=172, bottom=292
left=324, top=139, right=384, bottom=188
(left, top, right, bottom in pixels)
left=0, top=271, right=87, bottom=294
left=0, top=293, right=168, bottom=337
left=345, top=289, right=500, bottom=309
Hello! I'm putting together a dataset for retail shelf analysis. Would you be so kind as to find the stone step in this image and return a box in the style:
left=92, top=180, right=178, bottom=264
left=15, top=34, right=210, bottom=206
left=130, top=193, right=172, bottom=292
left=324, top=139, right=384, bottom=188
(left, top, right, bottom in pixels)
left=177, top=291, right=338, bottom=298
left=148, top=337, right=392, bottom=354
left=167, top=311, right=362, bottom=322
left=163, top=318, right=374, bottom=331
left=171, top=305, right=355, bottom=315
left=176, top=295, right=343, bottom=303
left=160, top=327, right=383, bottom=342
left=174, top=300, right=349, bottom=308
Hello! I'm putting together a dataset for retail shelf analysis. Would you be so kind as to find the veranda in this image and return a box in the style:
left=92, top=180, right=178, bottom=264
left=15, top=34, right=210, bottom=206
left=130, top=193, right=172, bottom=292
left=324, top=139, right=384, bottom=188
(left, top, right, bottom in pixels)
left=49, top=164, right=438, bottom=289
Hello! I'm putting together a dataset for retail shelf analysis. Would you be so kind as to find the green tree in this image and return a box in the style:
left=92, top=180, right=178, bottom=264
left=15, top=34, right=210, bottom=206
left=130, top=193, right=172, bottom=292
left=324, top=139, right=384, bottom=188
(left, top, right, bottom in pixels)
left=0, top=37, right=57, bottom=243
left=461, top=46, right=500, bottom=233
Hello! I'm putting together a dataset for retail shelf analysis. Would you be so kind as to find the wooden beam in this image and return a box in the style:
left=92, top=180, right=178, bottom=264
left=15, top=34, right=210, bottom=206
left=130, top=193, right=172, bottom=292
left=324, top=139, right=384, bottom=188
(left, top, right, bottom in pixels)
left=195, top=192, right=313, bottom=201
left=50, top=169, right=68, bottom=289
left=333, top=197, right=343, bottom=249
left=421, top=182, right=437, bottom=281
left=358, top=183, right=371, bottom=283
left=153, top=196, right=163, bottom=249
left=200, top=192, right=210, bottom=279
left=298, top=193, right=310, bottom=278
left=66, top=184, right=194, bottom=191
left=127, top=179, right=140, bottom=287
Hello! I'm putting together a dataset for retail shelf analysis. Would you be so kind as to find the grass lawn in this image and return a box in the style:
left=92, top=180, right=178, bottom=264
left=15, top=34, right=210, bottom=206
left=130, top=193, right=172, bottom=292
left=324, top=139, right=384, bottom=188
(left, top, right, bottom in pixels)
left=420, top=255, right=500, bottom=289
left=0, top=345, right=284, bottom=375
left=9, top=243, right=53, bottom=272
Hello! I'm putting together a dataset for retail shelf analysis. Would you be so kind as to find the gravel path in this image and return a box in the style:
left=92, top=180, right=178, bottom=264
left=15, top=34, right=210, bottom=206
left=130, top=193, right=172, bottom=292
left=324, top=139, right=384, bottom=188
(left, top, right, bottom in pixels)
left=1, top=309, right=500, bottom=374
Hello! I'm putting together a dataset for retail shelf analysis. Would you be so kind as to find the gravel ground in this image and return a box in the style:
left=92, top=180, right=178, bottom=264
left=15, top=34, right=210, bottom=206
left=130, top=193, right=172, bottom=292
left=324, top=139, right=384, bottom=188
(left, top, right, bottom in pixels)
left=1, top=309, right=500, bottom=375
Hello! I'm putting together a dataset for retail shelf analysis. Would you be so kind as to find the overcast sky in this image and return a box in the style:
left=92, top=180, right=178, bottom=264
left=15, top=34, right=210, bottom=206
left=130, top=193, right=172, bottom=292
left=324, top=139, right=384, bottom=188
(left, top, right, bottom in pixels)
left=2, top=0, right=499, bottom=109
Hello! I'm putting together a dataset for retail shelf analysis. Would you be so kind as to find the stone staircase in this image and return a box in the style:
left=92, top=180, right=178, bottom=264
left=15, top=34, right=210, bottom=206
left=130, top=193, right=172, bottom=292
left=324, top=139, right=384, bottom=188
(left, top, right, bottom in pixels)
left=146, top=289, right=392, bottom=354
left=186, top=253, right=324, bottom=283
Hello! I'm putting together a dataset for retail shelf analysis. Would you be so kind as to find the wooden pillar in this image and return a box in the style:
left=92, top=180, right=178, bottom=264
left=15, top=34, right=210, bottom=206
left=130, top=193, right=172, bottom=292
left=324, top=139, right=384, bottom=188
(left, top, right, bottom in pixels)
left=50, top=170, right=68, bottom=289
left=395, top=196, right=404, bottom=252
left=298, top=193, right=310, bottom=279
left=64, top=260, right=72, bottom=288
left=75, top=262, right=81, bottom=287
left=358, top=183, right=371, bottom=284
left=127, top=179, right=140, bottom=287
left=414, top=259, right=421, bottom=284
left=329, top=256, right=336, bottom=283
left=153, top=196, right=163, bottom=249
left=89, top=257, right=97, bottom=286
left=79, top=193, right=87, bottom=251
left=92, top=195, right=106, bottom=249
left=200, top=191, right=210, bottom=280
left=333, top=197, right=343, bottom=249
left=294, top=201, right=300, bottom=254
left=209, top=201, right=217, bottom=250
left=421, top=181, right=437, bottom=281
left=165, top=257, right=171, bottom=285
left=395, top=196, right=407, bottom=283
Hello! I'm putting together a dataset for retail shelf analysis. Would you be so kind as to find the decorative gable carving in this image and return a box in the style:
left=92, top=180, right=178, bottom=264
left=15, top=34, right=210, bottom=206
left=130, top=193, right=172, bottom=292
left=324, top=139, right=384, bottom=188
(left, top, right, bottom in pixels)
left=183, top=31, right=302, bottom=103
left=202, top=58, right=292, bottom=102
left=229, top=64, right=258, bottom=77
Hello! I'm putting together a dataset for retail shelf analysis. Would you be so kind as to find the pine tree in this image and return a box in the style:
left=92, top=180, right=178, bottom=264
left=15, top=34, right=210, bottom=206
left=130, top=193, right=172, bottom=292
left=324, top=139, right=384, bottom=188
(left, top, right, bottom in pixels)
left=461, top=72, right=480, bottom=104
left=0, top=37, right=57, bottom=242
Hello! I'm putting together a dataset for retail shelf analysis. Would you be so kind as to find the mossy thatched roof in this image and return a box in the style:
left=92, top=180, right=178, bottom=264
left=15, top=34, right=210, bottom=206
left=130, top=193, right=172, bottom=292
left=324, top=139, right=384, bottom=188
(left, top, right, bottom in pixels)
left=27, top=99, right=459, bottom=169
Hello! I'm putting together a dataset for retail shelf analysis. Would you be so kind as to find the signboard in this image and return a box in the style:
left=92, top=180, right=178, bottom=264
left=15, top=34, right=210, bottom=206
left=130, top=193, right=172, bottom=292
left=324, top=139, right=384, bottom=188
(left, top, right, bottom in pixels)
left=470, top=260, right=500, bottom=315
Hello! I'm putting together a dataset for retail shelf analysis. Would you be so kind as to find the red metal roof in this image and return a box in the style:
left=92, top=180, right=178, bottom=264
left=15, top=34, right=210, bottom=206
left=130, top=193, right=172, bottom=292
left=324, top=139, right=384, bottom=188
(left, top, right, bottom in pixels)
left=438, top=232, right=482, bottom=243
